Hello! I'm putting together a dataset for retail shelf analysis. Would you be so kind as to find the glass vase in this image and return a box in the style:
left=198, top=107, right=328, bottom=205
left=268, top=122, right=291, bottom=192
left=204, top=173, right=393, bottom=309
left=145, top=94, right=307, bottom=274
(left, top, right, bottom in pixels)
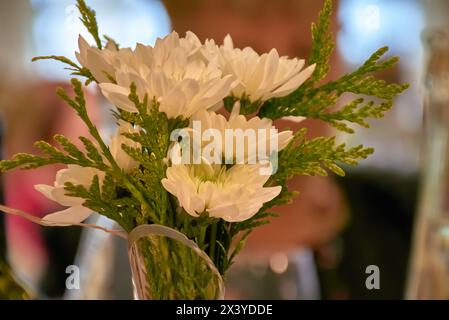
left=407, top=28, right=449, bottom=299
left=128, top=224, right=225, bottom=300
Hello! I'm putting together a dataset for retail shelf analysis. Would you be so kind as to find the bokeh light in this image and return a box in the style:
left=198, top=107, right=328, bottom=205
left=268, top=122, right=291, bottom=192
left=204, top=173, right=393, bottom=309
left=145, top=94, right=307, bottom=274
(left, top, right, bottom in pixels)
left=30, top=0, right=171, bottom=79
left=338, top=0, right=424, bottom=65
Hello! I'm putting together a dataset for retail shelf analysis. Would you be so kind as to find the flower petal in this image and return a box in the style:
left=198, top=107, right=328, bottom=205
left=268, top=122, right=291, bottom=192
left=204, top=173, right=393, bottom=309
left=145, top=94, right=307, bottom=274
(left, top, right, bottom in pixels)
left=99, top=83, right=136, bottom=112
left=42, top=206, right=93, bottom=226
left=271, top=64, right=316, bottom=98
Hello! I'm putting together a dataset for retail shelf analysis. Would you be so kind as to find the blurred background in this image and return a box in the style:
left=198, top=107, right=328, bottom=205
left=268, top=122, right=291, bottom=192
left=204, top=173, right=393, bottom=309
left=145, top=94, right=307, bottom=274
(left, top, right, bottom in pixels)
left=1, top=0, right=449, bottom=300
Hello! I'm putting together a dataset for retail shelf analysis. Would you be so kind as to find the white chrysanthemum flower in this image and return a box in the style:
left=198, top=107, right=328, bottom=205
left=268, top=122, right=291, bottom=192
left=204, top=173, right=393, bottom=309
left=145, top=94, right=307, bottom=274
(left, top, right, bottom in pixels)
left=134, top=31, right=203, bottom=65
left=164, top=103, right=288, bottom=222
left=203, top=34, right=316, bottom=103
left=77, top=31, right=234, bottom=119
left=35, top=165, right=103, bottom=225
left=187, top=102, right=293, bottom=164
left=76, top=35, right=119, bottom=83
left=161, top=163, right=281, bottom=222
left=35, top=123, right=140, bottom=225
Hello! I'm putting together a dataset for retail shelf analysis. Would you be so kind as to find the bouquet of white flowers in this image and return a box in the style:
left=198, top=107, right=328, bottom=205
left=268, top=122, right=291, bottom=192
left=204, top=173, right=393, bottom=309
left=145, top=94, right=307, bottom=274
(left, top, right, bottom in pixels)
left=0, top=0, right=408, bottom=299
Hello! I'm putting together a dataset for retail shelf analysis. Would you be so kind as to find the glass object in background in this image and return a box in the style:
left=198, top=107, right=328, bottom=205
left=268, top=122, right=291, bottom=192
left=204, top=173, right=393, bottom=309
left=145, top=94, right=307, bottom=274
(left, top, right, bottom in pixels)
left=64, top=215, right=133, bottom=300
left=407, top=28, right=449, bottom=299
left=128, top=225, right=224, bottom=300
left=225, top=249, right=320, bottom=300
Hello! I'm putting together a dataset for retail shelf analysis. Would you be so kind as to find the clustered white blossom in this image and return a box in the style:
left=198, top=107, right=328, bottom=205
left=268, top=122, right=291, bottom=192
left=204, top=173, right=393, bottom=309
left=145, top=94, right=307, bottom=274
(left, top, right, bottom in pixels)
left=38, top=31, right=315, bottom=224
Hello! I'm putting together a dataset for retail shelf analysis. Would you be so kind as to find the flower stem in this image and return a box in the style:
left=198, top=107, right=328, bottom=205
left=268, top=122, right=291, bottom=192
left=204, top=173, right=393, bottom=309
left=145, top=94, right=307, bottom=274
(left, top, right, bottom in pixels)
left=198, top=226, right=207, bottom=249
left=209, top=222, right=218, bottom=264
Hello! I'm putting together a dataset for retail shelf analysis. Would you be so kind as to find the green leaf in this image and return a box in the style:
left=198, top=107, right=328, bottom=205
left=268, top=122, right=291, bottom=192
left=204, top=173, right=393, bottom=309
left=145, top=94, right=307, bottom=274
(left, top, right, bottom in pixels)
left=32, top=56, right=80, bottom=69
left=227, top=230, right=252, bottom=267
left=79, top=136, right=104, bottom=165
left=32, top=56, right=96, bottom=83
left=258, top=1, right=409, bottom=133
left=76, top=0, right=102, bottom=49
left=64, top=173, right=139, bottom=232
left=54, top=134, right=88, bottom=163
left=274, top=128, right=374, bottom=182
left=308, top=0, right=334, bottom=84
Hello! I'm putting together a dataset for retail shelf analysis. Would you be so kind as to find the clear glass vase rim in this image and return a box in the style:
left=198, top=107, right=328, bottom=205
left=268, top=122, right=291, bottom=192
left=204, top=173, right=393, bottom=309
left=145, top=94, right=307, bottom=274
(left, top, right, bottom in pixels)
left=128, top=224, right=225, bottom=300
left=128, top=224, right=198, bottom=248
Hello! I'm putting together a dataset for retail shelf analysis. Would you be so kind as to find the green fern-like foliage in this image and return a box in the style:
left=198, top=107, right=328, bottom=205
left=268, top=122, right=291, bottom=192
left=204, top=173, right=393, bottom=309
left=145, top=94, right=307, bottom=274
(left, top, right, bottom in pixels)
left=31, top=0, right=116, bottom=85
left=0, top=0, right=409, bottom=275
left=258, top=0, right=409, bottom=134
left=76, top=0, right=102, bottom=49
